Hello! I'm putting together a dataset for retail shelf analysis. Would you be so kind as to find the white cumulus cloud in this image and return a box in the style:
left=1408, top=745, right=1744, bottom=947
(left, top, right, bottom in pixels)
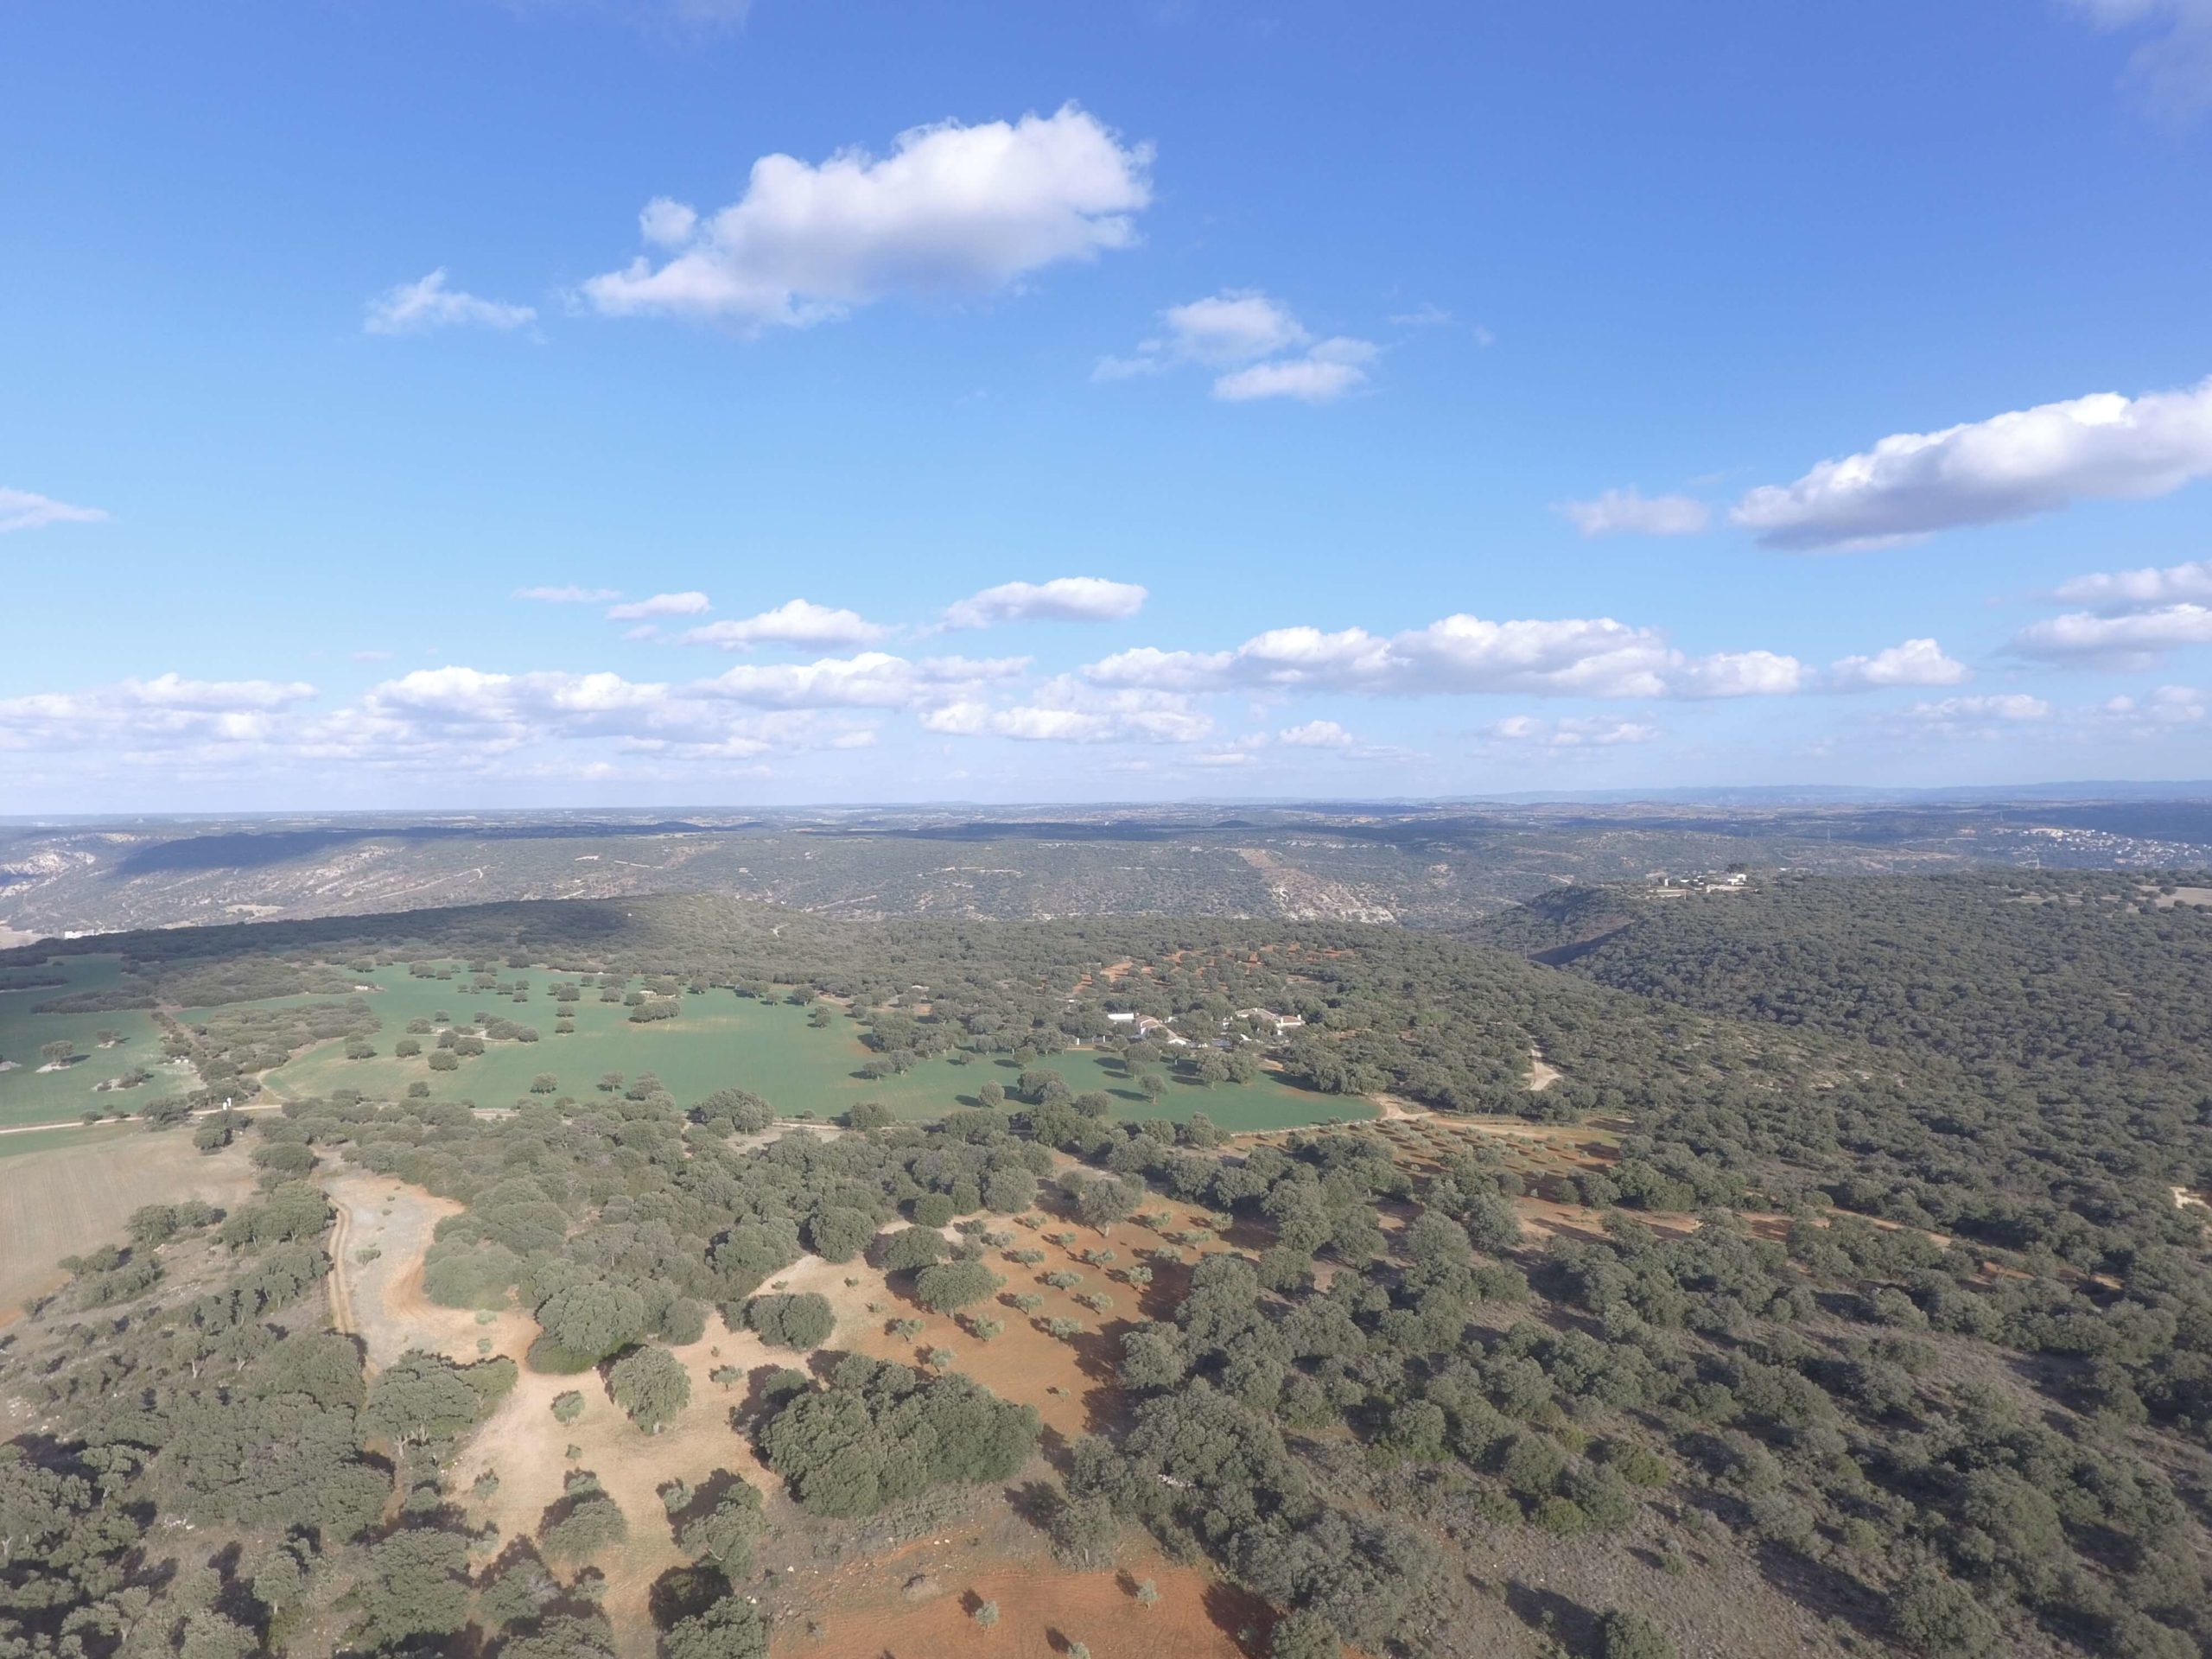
left=1900, top=694, right=2054, bottom=734
left=1733, top=377, right=2212, bottom=550
left=2063, top=0, right=2212, bottom=120
left=1087, top=613, right=1803, bottom=701
left=677, top=599, right=890, bottom=650
left=2011, top=603, right=2212, bottom=665
left=2052, top=556, right=2212, bottom=613
left=606, top=591, right=712, bottom=621
left=1485, top=715, right=1662, bottom=748
left=0, top=487, right=108, bottom=534
left=699, top=651, right=1027, bottom=711
left=582, top=105, right=1152, bottom=328
left=364, top=270, right=537, bottom=335
left=2098, top=683, right=2209, bottom=729
left=1162, top=291, right=1309, bottom=362
left=940, top=576, right=1147, bottom=629
left=1212, top=337, right=1378, bottom=404
left=920, top=677, right=1209, bottom=744
left=0, top=674, right=317, bottom=753
left=1557, top=488, right=1712, bottom=537
left=1096, top=290, right=1377, bottom=403
left=1825, top=638, right=1971, bottom=691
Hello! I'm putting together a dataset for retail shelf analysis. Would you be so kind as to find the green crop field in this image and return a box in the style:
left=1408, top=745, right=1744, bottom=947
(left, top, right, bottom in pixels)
left=269, top=963, right=1364, bottom=1130
left=2, top=955, right=1367, bottom=1131
left=0, top=957, right=189, bottom=1129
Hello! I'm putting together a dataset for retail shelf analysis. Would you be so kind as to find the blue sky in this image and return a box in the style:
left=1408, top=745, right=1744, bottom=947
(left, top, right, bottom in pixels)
left=4, top=0, right=2212, bottom=811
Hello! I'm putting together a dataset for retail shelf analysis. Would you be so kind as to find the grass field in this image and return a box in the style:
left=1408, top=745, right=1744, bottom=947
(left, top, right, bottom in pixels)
left=0, top=956, right=188, bottom=1128
left=2, top=956, right=1364, bottom=1131
left=270, top=964, right=1363, bottom=1129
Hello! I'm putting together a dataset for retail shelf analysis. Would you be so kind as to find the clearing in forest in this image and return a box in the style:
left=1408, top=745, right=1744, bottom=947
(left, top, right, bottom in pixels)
left=262, top=961, right=1359, bottom=1131
left=0, top=1128, right=257, bottom=1324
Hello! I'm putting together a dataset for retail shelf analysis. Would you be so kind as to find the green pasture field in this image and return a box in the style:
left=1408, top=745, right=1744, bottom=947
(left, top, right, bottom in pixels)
left=0, top=957, right=191, bottom=1129
left=265, top=962, right=1367, bottom=1130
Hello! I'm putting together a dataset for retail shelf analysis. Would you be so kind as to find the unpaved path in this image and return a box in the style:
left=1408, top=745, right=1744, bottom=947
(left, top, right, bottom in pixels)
left=0, top=1101, right=283, bottom=1138
left=325, top=1198, right=355, bottom=1337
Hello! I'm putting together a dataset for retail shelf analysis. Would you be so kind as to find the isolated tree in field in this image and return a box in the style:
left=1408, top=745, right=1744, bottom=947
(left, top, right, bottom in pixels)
left=542, top=1487, right=628, bottom=1561
left=531, top=1073, right=558, bottom=1095
left=973, top=1600, right=999, bottom=1629
left=610, top=1346, right=690, bottom=1433
left=1139, top=1072, right=1167, bottom=1106
left=747, top=1292, right=836, bottom=1350
left=552, top=1389, right=586, bottom=1424
left=1076, top=1175, right=1141, bottom=1234
left=39, top=1040, right=75, bottom=1066
left=913, top=1260, right=1001, bottom=1314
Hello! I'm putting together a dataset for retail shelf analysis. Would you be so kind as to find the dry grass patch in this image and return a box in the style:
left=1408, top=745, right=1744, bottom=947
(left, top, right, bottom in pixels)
left=0, top=1130, right=257, bottom=1325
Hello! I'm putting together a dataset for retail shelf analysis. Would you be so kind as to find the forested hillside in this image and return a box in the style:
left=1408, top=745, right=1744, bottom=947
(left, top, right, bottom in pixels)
left=2, top=875, right=2209, bottom=1659
left=17, top=895, right=1827, bottom=1122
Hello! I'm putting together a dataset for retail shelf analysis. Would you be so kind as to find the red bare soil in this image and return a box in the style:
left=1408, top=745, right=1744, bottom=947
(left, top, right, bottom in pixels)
left=777, top=1551, right=1267, bottom=1659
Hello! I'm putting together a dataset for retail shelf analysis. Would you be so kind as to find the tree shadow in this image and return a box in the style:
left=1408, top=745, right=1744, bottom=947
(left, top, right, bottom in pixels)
left=1203, top=1580, right=1275, bottom=1655
left=1751, top=1538, right=1890, bottom=1641
left=1006, top=1478, right=1061, bottom=1532
left=648, top=1562, right=728, bottom=1630
left=1503, top=1580, right=1595, bottom=1650
left=728, top=1362, right=799, bottom=1431
left=663, top=1465, right=751, bottom=1535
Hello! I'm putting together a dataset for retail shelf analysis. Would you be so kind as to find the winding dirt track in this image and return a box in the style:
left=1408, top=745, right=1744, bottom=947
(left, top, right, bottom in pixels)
left=325, top=1192, right=356, bottom=1337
